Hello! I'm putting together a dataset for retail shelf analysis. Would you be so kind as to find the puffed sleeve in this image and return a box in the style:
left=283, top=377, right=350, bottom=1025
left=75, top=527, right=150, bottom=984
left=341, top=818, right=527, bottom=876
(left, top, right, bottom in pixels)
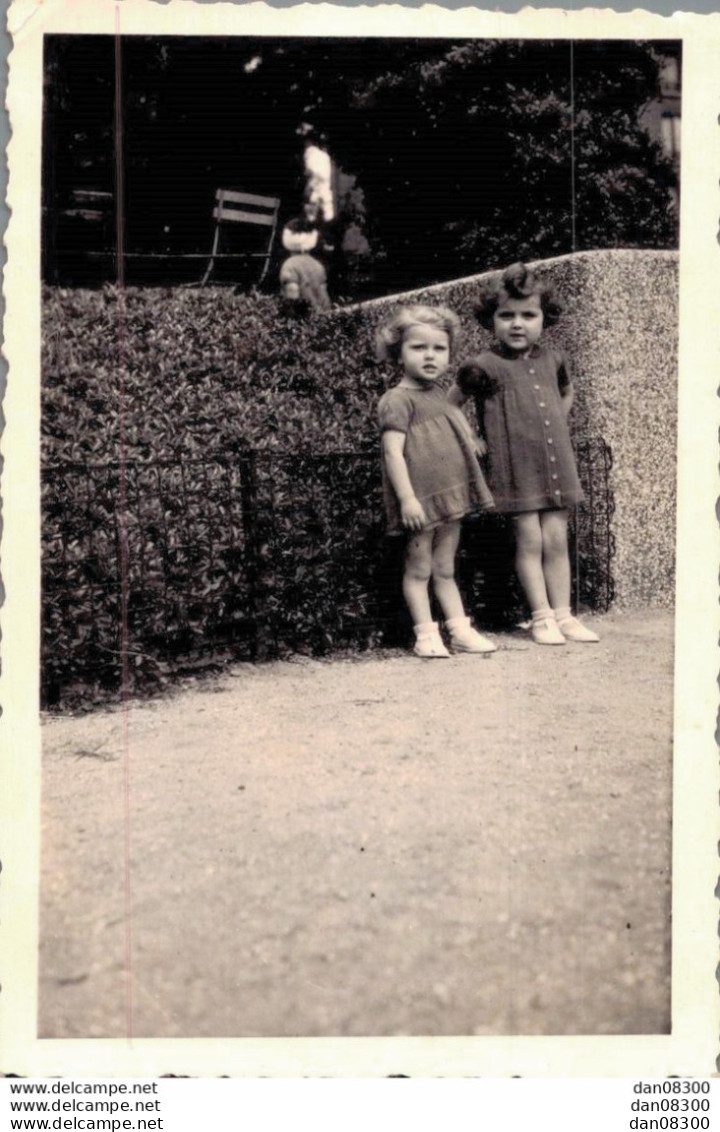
left=457, top=356, right=495, bottom=401
left=378, top=389, right=413, bottom=434
left=555, top=348, right=573, bottom=395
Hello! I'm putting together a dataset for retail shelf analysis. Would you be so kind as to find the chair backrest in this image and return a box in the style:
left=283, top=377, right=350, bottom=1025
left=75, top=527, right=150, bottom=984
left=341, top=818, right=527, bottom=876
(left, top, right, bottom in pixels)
left=213, top=189, right=280, bottom=228
left=64, top=188, right=113, bottom=222
left=202, top=189, right=281, bottom=287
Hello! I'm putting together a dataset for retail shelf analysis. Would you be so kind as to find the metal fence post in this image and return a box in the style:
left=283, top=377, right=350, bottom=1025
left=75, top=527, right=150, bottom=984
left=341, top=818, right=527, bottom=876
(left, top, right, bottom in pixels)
left=239, top=450, right=276, bottom=659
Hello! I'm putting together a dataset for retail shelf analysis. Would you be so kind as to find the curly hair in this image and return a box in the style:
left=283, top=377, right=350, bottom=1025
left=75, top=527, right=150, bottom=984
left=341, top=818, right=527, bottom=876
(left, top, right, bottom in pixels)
left=375, top=304, right=462, bottom=364
left=474, top=262, right=563, bottom=331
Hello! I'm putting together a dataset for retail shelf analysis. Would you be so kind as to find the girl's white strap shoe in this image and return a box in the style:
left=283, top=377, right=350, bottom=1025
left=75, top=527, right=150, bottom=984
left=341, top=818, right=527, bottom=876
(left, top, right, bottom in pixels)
left=413, top=621, right=450, bottom=658
left=530, top=612, right=566, bottom=645
left=555, top=613, right=600, bottom=643
left=445, top=616, right=497, bottom=654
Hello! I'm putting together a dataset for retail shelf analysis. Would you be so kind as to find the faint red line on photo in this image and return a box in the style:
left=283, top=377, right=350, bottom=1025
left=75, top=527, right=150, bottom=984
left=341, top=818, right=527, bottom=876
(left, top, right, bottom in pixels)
left=114, top=5, right=133, bottom=1044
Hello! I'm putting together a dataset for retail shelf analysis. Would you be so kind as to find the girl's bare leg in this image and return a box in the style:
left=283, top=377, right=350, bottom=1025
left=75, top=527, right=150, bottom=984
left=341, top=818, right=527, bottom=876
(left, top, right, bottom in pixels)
left=540, top=509, right=571, bottom=611
left=540, top=509, right=598, bottom=640
left=431, top=521, right=466, bottom=622
left=402, top=528, right=434, bottom=626
left=513, top=511, right=551, bottom=613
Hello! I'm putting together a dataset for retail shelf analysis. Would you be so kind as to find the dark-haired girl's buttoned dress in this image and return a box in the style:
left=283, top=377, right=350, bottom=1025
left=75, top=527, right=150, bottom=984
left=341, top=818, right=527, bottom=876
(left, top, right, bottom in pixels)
left=457, top=344, right=584, bottom=514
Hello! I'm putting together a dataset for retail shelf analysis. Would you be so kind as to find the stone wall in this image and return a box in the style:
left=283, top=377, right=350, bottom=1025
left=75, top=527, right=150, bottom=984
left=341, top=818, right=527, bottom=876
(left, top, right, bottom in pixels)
left=358, top=249, right=679, bottom=608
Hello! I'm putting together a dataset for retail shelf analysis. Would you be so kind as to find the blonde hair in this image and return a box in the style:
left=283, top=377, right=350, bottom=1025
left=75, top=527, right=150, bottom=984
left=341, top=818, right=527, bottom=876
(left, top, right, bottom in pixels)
left=375, top=304, right=462, bottom=364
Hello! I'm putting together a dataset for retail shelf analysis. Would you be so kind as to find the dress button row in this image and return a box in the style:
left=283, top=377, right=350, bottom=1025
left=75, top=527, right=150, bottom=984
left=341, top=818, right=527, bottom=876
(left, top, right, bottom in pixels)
left=547, top=438, right=553, bottom=445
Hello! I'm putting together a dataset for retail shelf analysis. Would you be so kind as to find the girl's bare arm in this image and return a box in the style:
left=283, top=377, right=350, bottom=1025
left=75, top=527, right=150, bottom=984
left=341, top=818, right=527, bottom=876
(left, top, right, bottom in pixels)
left=381, top=430, right=427, bottom=530
left=447, top=381, right=486, bottom=455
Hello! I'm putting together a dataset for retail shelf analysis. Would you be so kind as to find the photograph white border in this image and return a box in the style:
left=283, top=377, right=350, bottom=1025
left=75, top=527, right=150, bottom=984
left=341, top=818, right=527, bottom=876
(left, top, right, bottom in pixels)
left=1, top=0, right=718, bottom=1078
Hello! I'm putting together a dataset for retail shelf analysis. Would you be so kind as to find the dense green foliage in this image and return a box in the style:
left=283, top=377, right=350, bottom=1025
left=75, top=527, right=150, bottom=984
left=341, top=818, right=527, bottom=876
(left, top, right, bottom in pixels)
left=42, top=286, right=386, bottom=461
left=42, top=287, right=418, bottom=705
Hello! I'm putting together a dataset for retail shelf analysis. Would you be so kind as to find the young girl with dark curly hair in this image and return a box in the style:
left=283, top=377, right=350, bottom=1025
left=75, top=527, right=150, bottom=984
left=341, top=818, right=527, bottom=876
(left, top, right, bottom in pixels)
left=448, top=263, right=599, bottom=645
left=376, top=304, right=496, bottom=658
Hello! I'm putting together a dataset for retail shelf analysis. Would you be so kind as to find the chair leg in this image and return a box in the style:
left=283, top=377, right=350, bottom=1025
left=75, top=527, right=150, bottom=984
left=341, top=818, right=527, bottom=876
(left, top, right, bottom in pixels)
left=200, top=255, right=215, bottom=287
left=201, top=226, right=220, bottom=287
left=257, top=215, right=279, bottom=286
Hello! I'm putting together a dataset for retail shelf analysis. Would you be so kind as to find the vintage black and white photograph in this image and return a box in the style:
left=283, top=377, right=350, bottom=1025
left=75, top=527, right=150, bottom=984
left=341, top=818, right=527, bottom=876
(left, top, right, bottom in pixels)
left=3, top=0, right=717, bottom=1080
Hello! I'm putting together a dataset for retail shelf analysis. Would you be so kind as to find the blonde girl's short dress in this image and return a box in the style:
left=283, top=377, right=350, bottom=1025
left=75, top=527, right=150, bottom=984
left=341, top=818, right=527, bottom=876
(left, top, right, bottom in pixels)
left=456, top=344, right=585, bottom=514
left=378, top=384, right=494, bottom=534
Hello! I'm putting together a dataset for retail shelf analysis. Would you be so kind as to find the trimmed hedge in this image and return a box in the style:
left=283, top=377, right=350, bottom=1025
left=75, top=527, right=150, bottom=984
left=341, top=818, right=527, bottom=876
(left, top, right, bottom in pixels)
left=42, top=286, right=388, bottom=461
left=39, top=290, right=409, bottom=704
left=41, top=288, right=379, bottom=704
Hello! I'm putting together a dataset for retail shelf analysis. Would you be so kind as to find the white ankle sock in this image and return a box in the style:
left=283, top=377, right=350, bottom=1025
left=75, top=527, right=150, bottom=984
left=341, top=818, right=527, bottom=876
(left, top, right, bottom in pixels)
left=414, top=621, right=437, bottom=636
left=531, top=607, right=553, bottom=623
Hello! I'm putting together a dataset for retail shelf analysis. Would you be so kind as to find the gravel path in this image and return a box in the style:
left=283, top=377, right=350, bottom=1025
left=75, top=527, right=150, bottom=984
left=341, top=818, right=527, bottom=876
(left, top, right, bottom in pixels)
left=39, top=610, right=672, bottom=1038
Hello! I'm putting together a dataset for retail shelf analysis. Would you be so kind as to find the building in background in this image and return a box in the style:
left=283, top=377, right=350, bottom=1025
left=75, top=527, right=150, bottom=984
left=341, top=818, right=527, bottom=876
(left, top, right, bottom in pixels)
left=641, top=45, right=681, bottom=205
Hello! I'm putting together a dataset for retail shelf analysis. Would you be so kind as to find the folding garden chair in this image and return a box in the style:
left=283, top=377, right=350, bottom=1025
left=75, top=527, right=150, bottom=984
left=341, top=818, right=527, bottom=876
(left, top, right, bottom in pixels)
left=200, top=188, right=281, bottom=287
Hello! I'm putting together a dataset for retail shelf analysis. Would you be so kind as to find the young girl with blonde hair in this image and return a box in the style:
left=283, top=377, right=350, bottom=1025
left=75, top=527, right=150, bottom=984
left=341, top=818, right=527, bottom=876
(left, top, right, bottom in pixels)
left=376, top=304, right=496, bottom=658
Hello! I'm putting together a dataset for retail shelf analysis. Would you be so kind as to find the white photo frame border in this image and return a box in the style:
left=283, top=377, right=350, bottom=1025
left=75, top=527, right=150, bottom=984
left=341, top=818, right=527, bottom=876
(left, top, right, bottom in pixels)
left=2, top=0, right=718, bottom=1078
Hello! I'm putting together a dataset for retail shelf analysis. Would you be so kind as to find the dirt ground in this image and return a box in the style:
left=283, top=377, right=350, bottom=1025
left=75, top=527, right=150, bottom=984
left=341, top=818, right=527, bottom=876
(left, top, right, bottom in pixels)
left=39, top=609, right=673, bottom=1040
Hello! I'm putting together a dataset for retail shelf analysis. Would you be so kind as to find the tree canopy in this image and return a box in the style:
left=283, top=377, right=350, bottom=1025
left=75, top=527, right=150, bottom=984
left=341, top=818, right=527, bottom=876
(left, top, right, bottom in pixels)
left=43, top=35, right=678, bottom=296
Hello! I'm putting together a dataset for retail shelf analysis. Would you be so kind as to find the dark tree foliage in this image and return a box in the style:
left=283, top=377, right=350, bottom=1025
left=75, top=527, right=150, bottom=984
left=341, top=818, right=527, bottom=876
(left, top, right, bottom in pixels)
left=43, top=36, right=678, bottom=295
left=43, top=36, right=312, bottom=283
left=293, top=39, right=678, bottom=292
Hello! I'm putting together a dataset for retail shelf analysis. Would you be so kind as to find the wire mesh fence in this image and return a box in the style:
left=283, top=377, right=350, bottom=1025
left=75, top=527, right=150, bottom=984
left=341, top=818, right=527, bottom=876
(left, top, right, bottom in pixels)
left=41, top=439, right=614, bottom=706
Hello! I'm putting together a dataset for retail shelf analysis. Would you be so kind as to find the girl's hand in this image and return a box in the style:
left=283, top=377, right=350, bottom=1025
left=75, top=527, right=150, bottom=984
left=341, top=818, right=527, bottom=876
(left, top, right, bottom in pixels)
left=400, top=496, right=427, bottom=531
left=474, top=436, right=488, bottom=457
left=380, top=431, right=426, bottom=530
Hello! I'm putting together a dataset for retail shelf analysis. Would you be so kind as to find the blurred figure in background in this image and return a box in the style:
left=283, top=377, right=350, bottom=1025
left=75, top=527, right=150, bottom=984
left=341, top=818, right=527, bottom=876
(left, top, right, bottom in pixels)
left=278, top=217, right=331, bottom=313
